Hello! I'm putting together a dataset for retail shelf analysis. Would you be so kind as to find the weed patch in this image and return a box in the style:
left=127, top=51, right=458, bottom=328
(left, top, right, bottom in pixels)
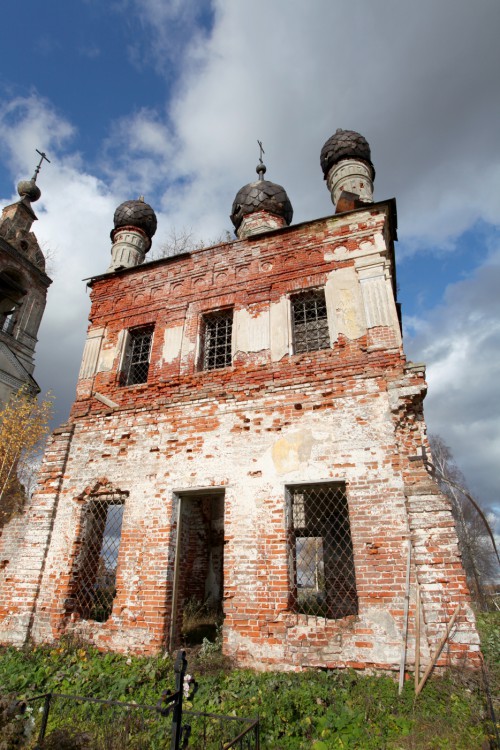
left=0, top=614, right=497, bottom=749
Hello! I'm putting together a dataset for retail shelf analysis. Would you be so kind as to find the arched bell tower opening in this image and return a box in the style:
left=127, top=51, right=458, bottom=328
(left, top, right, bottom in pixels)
left=0, top=268, right=27, bottom=335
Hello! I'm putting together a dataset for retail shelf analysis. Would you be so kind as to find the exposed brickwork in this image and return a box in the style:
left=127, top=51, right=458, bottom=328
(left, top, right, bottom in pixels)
left=0, top=202, right=480, bottom=672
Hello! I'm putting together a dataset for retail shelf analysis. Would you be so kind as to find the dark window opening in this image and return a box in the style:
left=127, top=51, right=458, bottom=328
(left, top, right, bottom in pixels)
left=0, top=269, right=26, bottom=337
left=121, top=325, right=153, bottom=386
left=286, top=483, right=358, bottom=619
left=0, top=307, right=18, bottom=336
left=201, top=309, right=233, bottom=370
left=291, top=289, right=330, bottom=353
left=171, top=491, right=225, bottom=649
left=70, top=495, right=125, bottom=622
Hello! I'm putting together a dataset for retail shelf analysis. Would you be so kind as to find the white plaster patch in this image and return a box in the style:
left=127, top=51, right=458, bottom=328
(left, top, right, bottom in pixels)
left=161, top=325, right=184, bottom=364
left=79, top=328, right=104, bottom=379
left=233, top=307, right=270, bottom=354
left=364, top=608, right=399, bottom=639
left=324, top=245, right=347, bottom=262
left=98, top=347, right=117, bottom=372
left=373, top=232, right=386, bottom=251
left=269, top=296, right=290, bottom=361
left=180, top=317, right=197, bottom=370
left=325, top=266, right=366, bottom=341
left=359, top=240, right=374, bottom=254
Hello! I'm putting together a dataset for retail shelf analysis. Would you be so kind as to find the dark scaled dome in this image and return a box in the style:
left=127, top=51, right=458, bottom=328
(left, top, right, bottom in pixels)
left=320, top=129, right=375, bottom=180
left=230, top=165, right=293, bottom=232
left=113, top=198, right=157, bottom=240
left=17, top=178, right=41, bottom=203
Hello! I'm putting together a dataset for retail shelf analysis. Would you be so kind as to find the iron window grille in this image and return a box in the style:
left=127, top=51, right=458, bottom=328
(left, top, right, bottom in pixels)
left=70, top=494, right=125, bottom=622
left=286, top=483, right=358, bottom=619
left=121, top=325, right=153, bottom=386
left=200, top=309, right=233, bottom=370
left=291, top=289, right=330, bottom=354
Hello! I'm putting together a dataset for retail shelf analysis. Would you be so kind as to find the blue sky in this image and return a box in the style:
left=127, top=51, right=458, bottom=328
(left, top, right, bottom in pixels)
left=1, top=1, right=499, bottom=523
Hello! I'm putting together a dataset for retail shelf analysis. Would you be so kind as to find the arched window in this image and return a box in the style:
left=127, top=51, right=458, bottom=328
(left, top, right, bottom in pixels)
left=69, top=493, right=126, bottom=622
left=0, top=269, right=26, bottom=335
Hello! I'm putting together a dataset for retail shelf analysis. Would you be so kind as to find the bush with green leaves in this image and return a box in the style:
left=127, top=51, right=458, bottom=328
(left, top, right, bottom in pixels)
left=0, top=617, right=497, bottom=749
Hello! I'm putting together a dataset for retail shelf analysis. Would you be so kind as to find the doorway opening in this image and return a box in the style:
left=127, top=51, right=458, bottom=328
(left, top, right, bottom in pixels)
left=171, top=490, right=225, bottom=648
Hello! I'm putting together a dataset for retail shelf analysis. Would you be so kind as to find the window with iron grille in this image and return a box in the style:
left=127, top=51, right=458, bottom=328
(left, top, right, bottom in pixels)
left=291, top=289, right=330, bottom=354
left=70, top=495, right=125, bottom=622
left=286, top=483, right=358, bottom=619
left=121, top=325, right=153, bottom=386
left=200, top=309, right=233, bottom=370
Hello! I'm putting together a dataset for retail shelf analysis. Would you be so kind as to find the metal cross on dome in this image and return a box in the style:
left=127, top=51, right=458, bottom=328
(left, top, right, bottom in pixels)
left=33, top=149, right=51, bottom=182
left=257, top=140, right=265, bottom=165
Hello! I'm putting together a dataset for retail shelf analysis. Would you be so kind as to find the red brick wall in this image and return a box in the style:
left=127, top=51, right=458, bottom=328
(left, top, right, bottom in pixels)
left=0, top=203, right=480, bottom=671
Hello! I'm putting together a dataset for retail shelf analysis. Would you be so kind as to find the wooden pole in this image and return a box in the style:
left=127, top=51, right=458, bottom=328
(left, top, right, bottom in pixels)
left=415, top=604, right=460, bottom=696
left=414, top=583, right=420, bottom=693
left=398, top=541, right=412, bottom=694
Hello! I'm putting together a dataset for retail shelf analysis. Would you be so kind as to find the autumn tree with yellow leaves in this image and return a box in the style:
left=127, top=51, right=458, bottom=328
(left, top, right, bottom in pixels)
left=0, top=387, right=53, bottom=527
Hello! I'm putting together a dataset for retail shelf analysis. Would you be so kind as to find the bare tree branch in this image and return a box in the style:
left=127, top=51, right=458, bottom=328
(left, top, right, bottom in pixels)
left=425, top=436, right=500, bottom=574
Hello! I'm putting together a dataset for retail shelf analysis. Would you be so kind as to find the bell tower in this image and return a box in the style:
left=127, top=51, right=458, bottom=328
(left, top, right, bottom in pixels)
left=0, top=151, right=52, bottom=404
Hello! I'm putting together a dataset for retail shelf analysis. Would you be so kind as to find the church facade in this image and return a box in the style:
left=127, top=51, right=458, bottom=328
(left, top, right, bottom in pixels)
left=0, top=131, right=480, bottom=671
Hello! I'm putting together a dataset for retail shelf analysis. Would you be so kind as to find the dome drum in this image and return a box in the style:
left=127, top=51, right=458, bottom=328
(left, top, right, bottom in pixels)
left=326, top=159, right=374, bottom=209
left=107, top=226, right=151, bottom=273
left=320, top=129, right=375, bottom=208
left=108, top=198, right=157, bottom=272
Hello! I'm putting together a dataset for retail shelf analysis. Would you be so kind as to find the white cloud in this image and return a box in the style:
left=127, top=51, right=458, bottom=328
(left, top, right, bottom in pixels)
left=101, top=109, right=177, bottom=199
left=124, top=0, right=212, bottom=72
left=406, top=248, right=500, bottom=507
left=0, top=96, right=75, bottom=176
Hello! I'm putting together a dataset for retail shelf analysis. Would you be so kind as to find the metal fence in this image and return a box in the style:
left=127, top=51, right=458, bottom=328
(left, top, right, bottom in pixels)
left=17, top=651, right=259, bottom=750
left=180, top=709, right=259, bottom=749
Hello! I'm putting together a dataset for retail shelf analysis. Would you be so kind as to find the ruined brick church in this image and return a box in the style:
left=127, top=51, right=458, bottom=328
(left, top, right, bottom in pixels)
left=0, top=130, right=480, bottom=671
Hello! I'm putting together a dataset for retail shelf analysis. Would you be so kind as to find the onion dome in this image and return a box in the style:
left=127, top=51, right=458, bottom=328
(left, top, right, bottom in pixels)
left=320, top=129, right=375, bottom=180
left=230, top=163, right=293, bottom=232
left=113, top=197, right=157, bottom=240
left=17, top=178, right=41, bottom=203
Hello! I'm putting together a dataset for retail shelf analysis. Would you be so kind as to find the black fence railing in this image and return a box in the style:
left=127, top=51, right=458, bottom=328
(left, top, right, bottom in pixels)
left=10, top=651, right=259, bottom=750
left=181, top=709, right=259, bottom=749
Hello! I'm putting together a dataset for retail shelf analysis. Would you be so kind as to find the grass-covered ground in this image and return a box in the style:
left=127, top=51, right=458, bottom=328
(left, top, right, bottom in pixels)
left=0, top=611, right=498, bottom=749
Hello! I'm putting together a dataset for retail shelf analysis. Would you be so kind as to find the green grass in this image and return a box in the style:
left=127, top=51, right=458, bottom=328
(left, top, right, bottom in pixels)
left=0, top=612, right=498, bottom=749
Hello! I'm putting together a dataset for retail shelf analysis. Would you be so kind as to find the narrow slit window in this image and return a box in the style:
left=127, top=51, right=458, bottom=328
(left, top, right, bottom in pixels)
left=121, top=325, right=153, bottom=386
left=201, top=309, right=233, bottom=370
left=286, top=483, right=358, bottom=619
left=70, top=495, right=125, bottom=622
left=291, top=289, right=330, bottom=353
